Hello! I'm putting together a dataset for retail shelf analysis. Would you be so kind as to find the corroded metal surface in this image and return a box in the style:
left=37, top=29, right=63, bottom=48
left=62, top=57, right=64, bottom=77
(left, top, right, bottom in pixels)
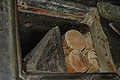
left=25, top=73, right=120, bottom=80
left=97, top=2, right=120, bottom=75
left=0, top=0, right=3, bottom=30
left=81, top=8, right=116, bottom=72
left=0, top=0, right=18, bottom=80
left=0, top=0, right=120, bottom=80
left=23, top=0, right=89, bottom=13
left=18, top=8, right=119, bottom=80
left=18, top=5, right=86, bottom=22
left=97, top=2, right=120, bottom=21
left=24, top=27, right=67, bottom=73
left=18, top=11, right=83, bottom=58
left=17, top=0, right=89, bottom=22
left=109, top=22, right=120, bottom=35
left=18, top=6, right=119, bottom=80
left=100, top=18, right=120, bottom=75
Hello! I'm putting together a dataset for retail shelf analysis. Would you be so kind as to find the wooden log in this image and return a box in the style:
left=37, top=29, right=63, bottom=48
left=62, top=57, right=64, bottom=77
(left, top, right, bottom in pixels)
left=62, top=30, right=99, bottom=73
left=65, top=30, right=86, bottom=50
left=65, top=50, right=89, bottom=72
left=65, top=50, right=99, bottom=73
left=62, top=30, right=86, bottom=56
left=62, top=36, right=73, bottom=56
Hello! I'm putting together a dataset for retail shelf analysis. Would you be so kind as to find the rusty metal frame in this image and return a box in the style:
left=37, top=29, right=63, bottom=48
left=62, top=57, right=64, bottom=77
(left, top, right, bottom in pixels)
left=0, top=0, right=120, bottom=80
left=0, top=0, right=18, bottom=80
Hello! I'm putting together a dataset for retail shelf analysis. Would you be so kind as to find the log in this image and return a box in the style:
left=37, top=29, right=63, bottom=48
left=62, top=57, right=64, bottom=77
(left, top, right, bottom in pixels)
left=62, top=30, right=99, bottom=73
left=62, top=36, right=73, bottom=56
left=62, top=30, right=86, bottom=56
left=65, top=50, right=99, bottom=73
left=65, top=50, right=88, bottom=72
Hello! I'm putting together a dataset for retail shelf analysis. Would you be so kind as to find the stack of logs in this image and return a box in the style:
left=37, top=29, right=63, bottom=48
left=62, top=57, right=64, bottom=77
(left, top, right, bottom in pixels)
left=62, top=30, right=99, bottom=73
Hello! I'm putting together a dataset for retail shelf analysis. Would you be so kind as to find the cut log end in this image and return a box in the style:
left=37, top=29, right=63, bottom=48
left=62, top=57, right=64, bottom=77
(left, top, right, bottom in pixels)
left=64, top=30, right=86, bottom=50
left=62, top=30, right=86, bottom=56
left=65, top=50, right=88, bottom=73
left=62, top=30, right=99, bottom=73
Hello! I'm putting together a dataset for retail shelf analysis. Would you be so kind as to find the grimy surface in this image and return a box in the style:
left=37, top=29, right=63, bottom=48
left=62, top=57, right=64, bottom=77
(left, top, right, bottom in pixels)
left=0, top=0, right=18, bottom=80
left=0, top=0, right=120, bottom=80
left=24, top=27, right=67, bottom=72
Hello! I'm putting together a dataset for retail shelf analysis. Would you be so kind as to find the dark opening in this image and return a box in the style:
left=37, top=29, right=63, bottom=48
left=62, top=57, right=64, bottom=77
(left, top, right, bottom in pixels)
left=18, top=11, right=89, bottom=59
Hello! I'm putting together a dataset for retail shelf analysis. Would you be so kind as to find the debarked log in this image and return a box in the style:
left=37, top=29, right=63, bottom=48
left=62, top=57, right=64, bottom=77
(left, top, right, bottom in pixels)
left=62, top=30, right=86, bottom=56
left=62, top=30, right=99, bottom=73
left=65, top=50, right=89, bottom=72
